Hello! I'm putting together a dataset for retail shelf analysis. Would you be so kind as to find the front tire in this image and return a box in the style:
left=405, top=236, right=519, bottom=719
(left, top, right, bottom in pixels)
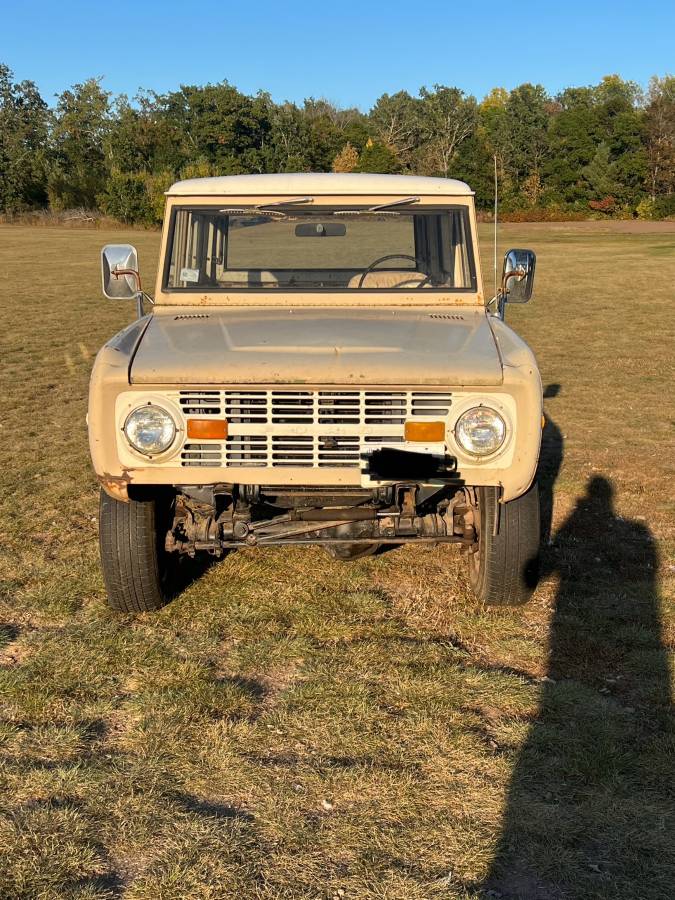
left=467, top=482, right=540, bottom=605
left=99, top=489, right=174, bottom=613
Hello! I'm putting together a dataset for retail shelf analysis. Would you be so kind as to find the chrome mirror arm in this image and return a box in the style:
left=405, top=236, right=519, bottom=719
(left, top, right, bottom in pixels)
left=487, top=291, right=507, bottom=320
left=110, top=266, right=153, bottom=319
left=135, top=291, right=155, bottom=319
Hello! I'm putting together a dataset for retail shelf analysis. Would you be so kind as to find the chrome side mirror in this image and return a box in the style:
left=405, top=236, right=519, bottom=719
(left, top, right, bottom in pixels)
left=501, top=248, right=536, bottom=303
left=101, top=244, right=140, bottom=300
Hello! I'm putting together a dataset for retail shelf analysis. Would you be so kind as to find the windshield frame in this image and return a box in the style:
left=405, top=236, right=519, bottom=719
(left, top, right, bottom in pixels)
left=156, top=195, right=483, bottom=306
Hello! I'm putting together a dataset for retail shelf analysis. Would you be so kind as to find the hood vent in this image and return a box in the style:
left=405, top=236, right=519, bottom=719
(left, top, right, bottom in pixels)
left=174, top=313, right=210, bottom=320
left=429, top=313, right=464, bottom=320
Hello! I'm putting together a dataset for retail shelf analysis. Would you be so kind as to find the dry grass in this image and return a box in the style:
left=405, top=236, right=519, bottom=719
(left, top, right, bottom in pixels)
left=0, top=221, right=673, bottom=899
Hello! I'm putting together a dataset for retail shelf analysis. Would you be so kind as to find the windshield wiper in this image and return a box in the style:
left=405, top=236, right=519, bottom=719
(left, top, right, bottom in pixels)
left=219, top=207, right=287, bottom=218
left=369, top=196, right=420, bottom=211
left=220, top=196, right=314, bottom=219
left=257, top=196, right=314, bottom=208
left=334, top=196, right=420, bottom=217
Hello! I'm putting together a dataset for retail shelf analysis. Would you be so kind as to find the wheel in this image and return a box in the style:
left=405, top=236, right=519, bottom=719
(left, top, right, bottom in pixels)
left=98, top=489, right=175, bottom=612
left=467, top=482, right=540, bottom=605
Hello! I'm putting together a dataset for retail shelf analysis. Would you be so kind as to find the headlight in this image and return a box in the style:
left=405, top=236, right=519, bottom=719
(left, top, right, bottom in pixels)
left=124, top=405, right=176, bottom=456
left=455, top=406, right=506, bottom=457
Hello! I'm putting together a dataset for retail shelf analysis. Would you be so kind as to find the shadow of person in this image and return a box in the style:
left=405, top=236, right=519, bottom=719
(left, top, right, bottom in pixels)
left=539, top=384, right=564, bottom=546
left=481, top=476, right=673, bottom=899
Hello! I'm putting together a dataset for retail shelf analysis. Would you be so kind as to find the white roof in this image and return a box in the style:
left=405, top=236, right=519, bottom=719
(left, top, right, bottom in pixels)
left=167, top=172, right=473, bottom=197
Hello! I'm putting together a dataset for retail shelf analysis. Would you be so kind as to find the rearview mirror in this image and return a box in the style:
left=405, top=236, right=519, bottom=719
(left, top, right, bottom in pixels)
left=101, top=244, right=140, bottom=299
left=502, top=248, right=536, bottom=303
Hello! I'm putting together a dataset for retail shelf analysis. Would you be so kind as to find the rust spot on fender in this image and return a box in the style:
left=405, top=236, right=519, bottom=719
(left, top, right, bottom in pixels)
left=98, top=470, right=132, bottom=502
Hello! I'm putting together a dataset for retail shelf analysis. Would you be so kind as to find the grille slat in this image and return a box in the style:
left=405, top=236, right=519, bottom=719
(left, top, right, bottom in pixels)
left=180, top=441, right=224, bottom=467
left=224, top=435, right=269, bottom=467
left=177, top=389, right=451, bottom=467
left=411, top=393, right=452, bottom=416
left=179, top=391, right=222, bottom=416
left=224, top=391, right=268, bottom=423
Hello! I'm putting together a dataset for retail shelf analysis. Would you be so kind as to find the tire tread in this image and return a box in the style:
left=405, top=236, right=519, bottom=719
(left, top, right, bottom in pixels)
left=469, top=483, right=540, bottom=606
left=99, top=490, right=167, bottom=613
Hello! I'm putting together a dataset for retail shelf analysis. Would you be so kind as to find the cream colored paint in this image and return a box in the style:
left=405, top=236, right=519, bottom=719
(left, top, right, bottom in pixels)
left=166, top=173, right=474, bottom=197
left=129, top=307, right=503, bottom=387
left=153, top=194, right=484, bottom=305
left=89, top=174, right=542, bottom=504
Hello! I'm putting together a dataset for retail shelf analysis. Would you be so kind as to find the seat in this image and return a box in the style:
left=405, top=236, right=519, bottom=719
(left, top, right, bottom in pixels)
left=217, top=270, right=279, bottom=287
left=347, top=270, right=429, bottom=289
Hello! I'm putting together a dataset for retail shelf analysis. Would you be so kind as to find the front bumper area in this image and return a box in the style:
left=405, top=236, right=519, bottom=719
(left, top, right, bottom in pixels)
left=90, top=375, right=540, bottom=504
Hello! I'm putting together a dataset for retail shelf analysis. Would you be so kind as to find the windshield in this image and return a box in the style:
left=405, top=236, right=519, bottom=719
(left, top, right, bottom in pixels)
left=164, top=205, right=476, bottom=292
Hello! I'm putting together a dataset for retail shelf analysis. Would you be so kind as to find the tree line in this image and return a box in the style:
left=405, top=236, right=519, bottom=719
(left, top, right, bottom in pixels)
left=1, top=63, right=673, bottom=224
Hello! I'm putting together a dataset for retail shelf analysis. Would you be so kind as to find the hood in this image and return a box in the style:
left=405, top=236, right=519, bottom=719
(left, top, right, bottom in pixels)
left=130, top=307, right=502, bottom=386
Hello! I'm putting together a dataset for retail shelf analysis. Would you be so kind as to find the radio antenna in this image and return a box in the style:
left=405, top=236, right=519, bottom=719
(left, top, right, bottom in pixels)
left=493, top=153, right=498, bottom=298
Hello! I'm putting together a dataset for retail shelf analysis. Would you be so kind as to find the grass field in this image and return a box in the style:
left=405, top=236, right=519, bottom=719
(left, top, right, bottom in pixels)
left=0, top=220, right=674, bottom=899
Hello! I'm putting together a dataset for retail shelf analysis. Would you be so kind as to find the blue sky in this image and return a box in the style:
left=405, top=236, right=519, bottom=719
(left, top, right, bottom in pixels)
left=2, top=0, right=673, bottom=108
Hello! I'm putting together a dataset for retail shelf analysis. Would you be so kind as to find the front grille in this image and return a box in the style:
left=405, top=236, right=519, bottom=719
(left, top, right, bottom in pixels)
left=177, top=389, right=451, bottom=468
left=225, top=435, right=268, bottom=466
left=179, top=391, right=222, bottom=416
left=179, top=389, right=451, bottom=423
left=224, top=391, right=267, bottom=423
left=180, top=442, right=223, bottom=466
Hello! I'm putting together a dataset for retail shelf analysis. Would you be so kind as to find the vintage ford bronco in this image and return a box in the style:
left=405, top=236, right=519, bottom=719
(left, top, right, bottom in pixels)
left=89, top=173, right=541, bottom=612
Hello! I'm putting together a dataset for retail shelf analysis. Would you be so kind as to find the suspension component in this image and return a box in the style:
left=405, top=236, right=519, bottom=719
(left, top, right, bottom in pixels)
left=166, top=484, right=475, bottom=554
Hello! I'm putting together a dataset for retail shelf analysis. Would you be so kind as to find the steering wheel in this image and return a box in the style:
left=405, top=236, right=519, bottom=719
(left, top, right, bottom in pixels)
left=413, top=273, right=434, bottom=289
left=357, top=254, right=420, bottom=289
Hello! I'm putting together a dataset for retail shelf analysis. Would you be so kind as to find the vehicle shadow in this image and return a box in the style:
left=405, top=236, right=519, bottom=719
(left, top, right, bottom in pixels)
left=168, top=552, right=216, bottom=600
left=480, top=470, right=674, bottom=898
left=539, top=383, right=564, bottom=545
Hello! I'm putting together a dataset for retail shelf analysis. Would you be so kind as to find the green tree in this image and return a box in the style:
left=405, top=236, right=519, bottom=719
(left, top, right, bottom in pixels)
left=644, top=75, right=675, bottom=199
left=145, top=169, right=175, bottom=224
left=48, top=78, right=111, bottom=209
left=301, top=98, right=368, bottom=169
left=582, top=143, right=619, bottom=197
left=98, top=171, right=153, bottom=224
left=263, top=99, right=312, bottom=172
left=593, top=76, right=647, bottom=208
left=0, top=64, right=49, bottom=213
left=354, top=138, right=399, bottom=173
left=504, top=84, right=550, bottom=204
left=479, top=88, right=509, bottom=174
left=477, top=88, right=516, bottom=206
left=544, top=87, right=601, bottom=205
left=417, top=85, right=477, bottom=177
left=152, top=82, right=270, bottom=174
left=0, top=63, right=669, bottom=223
left=594, top=74, right=643, bottom=119
left=105, top=92, right=182, bottom=176
left=369, top=91, right=421, bottom=170
left=453, top=132, right=495, bottom=209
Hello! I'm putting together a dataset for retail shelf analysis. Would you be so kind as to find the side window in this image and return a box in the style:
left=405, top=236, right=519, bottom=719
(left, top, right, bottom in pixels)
left=450, top=209, right=472, bottom=288
left=167, top=210, right=228, bottom=288
left=413, top=209, right=473, bottom=288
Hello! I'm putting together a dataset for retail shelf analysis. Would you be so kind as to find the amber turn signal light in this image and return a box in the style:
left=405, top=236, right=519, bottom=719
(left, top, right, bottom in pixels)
left=404, top=421, right=446, bottom=442
left=186, top=419, right=228, bottom=440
